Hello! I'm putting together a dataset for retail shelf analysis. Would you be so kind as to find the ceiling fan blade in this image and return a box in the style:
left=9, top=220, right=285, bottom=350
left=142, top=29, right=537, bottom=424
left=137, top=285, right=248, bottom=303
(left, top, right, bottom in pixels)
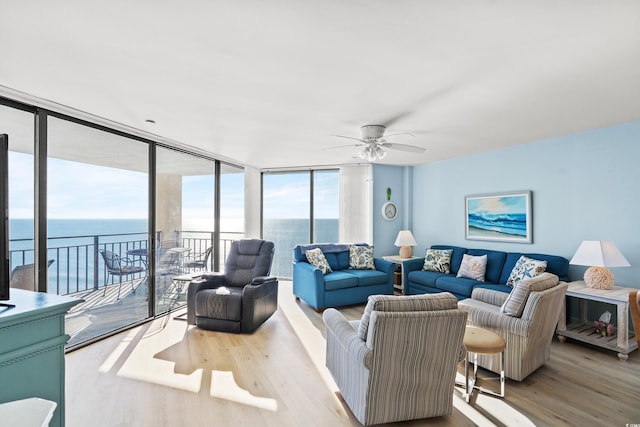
left=331, top=135, right=364, bottom=142
left=384, top=132, right=415, bottom=139
left=323, top=143, right=364, bottom=150
left=384, top=143, right=425, bottom=153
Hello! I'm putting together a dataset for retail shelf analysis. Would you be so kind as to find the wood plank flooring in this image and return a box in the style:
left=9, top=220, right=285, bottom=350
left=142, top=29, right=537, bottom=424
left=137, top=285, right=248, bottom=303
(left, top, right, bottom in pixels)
left=66, top=281, right=640, bottom=427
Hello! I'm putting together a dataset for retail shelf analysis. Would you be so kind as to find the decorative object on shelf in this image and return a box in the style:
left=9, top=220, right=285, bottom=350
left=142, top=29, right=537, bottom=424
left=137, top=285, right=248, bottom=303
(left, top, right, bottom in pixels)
left=381, top=201, right=398, bottom=220
left=569, top=240, right=630, bottom=289
left=394, top=230, right=417, bottom=258
left=465, top=191, right=532, bottom=243
left=593, top=311, right=615, bottom=336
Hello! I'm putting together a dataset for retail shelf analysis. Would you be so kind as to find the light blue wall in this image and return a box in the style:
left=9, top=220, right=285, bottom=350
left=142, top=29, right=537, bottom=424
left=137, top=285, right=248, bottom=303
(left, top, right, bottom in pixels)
left=410, top=121, right=640, bottom=288
left=372, top=164, right=412, bottom=257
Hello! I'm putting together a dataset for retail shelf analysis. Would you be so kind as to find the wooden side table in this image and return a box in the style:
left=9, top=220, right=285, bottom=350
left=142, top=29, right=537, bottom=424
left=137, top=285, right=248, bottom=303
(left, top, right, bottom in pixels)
left=556, top=280, right=638, bottom=361
left=382, top=255, right=420, bottom=294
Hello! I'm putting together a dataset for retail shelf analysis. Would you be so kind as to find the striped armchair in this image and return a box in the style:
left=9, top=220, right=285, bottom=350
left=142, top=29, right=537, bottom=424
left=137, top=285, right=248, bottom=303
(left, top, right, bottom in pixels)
left=458, top=273, right=568, bottom=381
left=323, top=293, right=467, bottom=425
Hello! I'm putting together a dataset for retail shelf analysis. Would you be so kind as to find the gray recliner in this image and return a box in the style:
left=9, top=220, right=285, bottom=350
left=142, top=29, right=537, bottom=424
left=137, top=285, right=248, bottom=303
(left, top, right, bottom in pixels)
left=186, top=239, right=278, bottom=333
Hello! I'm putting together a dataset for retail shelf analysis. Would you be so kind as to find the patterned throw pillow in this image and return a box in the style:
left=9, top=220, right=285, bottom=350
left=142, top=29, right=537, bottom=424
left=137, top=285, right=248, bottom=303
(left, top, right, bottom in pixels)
left=305, top=248, right=332, bottom=274
left=349, top=245, right=375, bottom=269
left=456, top=254, right=487, bottom=281
left=422, top=248, right=453, bottom=274
left=506, top=256, right=548, bottom=286
left=357, top=293, right=458, bottom=340
left=501, top=272, right=559, bottom=317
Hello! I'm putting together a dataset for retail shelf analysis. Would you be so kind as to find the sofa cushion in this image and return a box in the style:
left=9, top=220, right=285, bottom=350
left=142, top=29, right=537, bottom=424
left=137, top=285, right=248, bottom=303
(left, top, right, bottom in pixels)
left=344, top=269, right=389, bottom=286
left=422, top=248, right=453, bottom=273
left=305, top=248, right=333, bottom=274
left=505, top=255, right=547, bottom=286
left=501, top=272, right=559, bottom=317
left=196, top=287, right=242, bottom=321
left=431, top=245, right=468, bottom=275
left=323, top=271, right=359, bottom=291
left=435, top=275, right=480, bottom=297
left=357, top=292, right=458, bottom=340
left=349, top=245, right=375, bottom=269
left=407, top=270, right=448, bottom=288
left=456, top=254, right=487, bottom=281
left=466, top=249, right=507, bottom=283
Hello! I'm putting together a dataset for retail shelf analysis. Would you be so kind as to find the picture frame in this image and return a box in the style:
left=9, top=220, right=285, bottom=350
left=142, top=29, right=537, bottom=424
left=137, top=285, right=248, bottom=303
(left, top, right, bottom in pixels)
left=465, top=191, right=532, bottom=243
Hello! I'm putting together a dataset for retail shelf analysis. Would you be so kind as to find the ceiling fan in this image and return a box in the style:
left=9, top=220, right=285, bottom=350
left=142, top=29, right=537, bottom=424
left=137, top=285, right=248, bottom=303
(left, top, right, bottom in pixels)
left=330, top=125, right=425, bottom=162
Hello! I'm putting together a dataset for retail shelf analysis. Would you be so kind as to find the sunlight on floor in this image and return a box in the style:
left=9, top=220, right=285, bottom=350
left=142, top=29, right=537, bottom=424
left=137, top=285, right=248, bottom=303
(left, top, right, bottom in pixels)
left=114, top=318, right=203, bottom=393
left=277, top=288, right=340, bottom=397
left=210, top=371, right=278, bottom=411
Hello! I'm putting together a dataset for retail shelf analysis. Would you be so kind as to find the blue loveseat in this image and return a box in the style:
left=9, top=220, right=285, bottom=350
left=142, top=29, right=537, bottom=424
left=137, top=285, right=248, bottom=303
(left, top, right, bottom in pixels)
left=403, top=244, right=570, bottom=299
left=292, top=243, right=395, bottom=311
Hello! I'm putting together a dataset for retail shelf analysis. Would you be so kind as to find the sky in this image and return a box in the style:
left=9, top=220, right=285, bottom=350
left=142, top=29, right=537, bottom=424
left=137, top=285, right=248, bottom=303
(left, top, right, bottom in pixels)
left=9, top=151, right=339, bottom=223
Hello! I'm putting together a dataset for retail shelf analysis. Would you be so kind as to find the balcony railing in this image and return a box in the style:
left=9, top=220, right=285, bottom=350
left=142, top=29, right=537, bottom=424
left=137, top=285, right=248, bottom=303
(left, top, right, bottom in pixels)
left=9, top=230, right=243, bottom=296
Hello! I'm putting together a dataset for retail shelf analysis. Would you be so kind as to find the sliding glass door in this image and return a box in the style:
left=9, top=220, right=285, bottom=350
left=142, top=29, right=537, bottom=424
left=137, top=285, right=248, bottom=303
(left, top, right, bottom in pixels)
left=48, top=116, right=149, bottom=346
left=155, top=146, right=215, bottom=314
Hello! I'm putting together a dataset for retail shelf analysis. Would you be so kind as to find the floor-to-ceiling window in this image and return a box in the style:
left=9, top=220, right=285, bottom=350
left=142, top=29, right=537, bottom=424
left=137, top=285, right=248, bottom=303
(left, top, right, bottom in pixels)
left=219, top=163, right=245, bottom=269
left=48, top=116, right=149, bottom=346
left=155, top=146, right=215, bottom=314
left=2, top=103, right=35, bottom=291
left=1, top=95, right=245, bottom=350
left=262, top=169, right=339, bottom=278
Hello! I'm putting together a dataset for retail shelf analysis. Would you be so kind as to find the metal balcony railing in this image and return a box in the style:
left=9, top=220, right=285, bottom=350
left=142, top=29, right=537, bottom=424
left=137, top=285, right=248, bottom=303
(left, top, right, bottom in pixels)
left=8, top=230, right=243, bottom=296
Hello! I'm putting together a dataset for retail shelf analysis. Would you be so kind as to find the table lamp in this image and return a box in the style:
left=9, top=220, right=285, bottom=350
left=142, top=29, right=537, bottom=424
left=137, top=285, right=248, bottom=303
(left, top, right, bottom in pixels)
left=569, top=240, right=630, bottom=289
left=394, top=230, right=417, bottom=258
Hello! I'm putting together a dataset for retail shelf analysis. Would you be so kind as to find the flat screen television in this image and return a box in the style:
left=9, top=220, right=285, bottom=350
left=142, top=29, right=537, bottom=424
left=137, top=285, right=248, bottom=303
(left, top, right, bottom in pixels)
left=1, top=134, right=10, bottom=302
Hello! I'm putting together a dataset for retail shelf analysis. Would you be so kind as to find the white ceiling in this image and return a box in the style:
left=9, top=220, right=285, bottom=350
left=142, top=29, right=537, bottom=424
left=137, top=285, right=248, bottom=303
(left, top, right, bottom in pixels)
left=1, top=1, right=639, bottom=170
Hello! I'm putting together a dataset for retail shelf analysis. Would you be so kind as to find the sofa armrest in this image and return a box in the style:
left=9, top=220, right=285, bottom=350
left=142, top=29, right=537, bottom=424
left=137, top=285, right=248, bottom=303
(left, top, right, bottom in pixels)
left=292, top=261, right=326, bottom=309
left=470, top=287, right=510, bottom=307
left=251, top=275, right=277, bottom=285
left=323, top=308, right=372, bottom=368
left=373, top=257, right=394, bottom=274
left=404, top=257, right=425, bottom=272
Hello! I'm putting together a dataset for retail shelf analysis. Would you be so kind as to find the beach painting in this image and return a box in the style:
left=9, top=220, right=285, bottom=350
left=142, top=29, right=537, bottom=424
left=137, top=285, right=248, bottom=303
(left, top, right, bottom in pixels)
left=465, top=191, right=532, bottom=243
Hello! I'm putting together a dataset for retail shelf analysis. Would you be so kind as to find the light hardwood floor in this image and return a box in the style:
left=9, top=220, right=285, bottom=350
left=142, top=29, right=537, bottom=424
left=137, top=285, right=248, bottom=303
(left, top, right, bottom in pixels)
left=66, top=281, right=640, bottom=427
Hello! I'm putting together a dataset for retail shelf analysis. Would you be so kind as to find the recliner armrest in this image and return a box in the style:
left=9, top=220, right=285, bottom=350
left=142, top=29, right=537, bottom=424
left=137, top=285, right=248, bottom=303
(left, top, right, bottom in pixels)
left=251, top=275, right=277, bottom=285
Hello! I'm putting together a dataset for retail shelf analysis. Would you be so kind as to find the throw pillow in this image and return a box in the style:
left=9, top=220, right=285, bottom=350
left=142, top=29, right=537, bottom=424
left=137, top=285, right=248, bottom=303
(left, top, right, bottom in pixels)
left=506, top=255, right=548, bottom=286
left=456, top=254, right=487, bottom=281
left=357, top=293, right=458, bottom=340
left=305, top=248, right=332, bottom=274
left=501, top=272, right=559, bottom=317
left=349, top=245, right=375, bottom=270
left=422, top=248, right=453, bottom=274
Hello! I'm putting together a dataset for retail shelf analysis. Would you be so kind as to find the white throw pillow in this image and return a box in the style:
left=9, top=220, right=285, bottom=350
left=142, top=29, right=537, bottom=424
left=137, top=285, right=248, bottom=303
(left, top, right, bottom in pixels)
left=456, top=254, right=487, bottom=281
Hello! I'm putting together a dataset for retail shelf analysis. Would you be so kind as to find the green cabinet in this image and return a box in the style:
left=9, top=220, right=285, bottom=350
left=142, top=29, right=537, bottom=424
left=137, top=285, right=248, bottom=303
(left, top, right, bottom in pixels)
left=0, top=289, right=81, bottom=427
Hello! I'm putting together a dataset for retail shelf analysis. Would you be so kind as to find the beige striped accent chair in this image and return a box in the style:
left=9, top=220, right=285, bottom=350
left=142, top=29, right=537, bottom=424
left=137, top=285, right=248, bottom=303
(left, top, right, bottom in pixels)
left=323, top=293, right=467, bottom=425
left=458, top=272, right=568, bottom=381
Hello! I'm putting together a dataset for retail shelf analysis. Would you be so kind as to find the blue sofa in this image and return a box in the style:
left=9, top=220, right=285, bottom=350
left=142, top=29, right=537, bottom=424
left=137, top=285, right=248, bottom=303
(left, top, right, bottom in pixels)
left=292, top=243, right=395, bottom=311
left=403, top=244, right=570, bottom=299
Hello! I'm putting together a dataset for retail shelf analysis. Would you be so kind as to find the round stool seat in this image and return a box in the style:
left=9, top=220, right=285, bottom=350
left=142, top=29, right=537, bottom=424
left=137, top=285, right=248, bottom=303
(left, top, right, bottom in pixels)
left=464, top=326, right=505, bottom=354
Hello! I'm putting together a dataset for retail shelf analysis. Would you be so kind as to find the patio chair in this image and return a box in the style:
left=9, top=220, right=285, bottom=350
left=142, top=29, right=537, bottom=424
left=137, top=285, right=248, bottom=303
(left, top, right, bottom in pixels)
left=184, top=246, right=213, bottom=272
left=99, top=249, right=146, bottom=300
left=9, top=260, right=55, bottom=291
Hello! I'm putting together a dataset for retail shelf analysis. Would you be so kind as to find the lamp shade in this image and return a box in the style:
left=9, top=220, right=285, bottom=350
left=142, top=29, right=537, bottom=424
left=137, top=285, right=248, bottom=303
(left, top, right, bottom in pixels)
left=394, top=230, right=417, bottom=258
left=569, top=240, right=630, bottom=289
left=394, top=230, right=417, bottom=247
left=569, top=241, right=630, bottom=267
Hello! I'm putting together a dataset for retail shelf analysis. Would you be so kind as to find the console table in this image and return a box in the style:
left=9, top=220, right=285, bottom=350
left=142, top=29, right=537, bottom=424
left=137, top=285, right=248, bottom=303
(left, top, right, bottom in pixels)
left=0, top=289, right=82, bottom=427
left=556, top=280, right=638, bottom=361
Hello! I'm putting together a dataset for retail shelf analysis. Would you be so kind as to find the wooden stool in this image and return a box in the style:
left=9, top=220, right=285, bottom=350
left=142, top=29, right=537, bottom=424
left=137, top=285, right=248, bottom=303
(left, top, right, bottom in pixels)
left=463, top=325, right=506, bottom=402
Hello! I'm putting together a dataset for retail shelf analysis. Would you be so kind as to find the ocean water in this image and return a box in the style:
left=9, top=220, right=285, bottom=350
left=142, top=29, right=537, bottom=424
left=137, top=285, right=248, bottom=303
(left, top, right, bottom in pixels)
left=467, top=212, right=527, bottom=237
left=8, top=217, right=338, bottom=290
left=263, top=218, right=339, bottom=278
